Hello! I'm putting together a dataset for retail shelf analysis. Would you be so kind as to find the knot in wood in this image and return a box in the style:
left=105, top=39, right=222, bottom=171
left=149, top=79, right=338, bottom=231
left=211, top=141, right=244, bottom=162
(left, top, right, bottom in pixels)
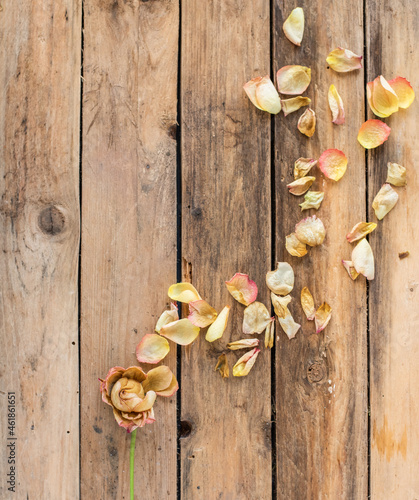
left=307, top=361, right=326, bottom=384
left=179, top=420, right=193, bottom=438
left=38, top=205, right=65, bottom=235
left=191, top=207, right=202, bottom=218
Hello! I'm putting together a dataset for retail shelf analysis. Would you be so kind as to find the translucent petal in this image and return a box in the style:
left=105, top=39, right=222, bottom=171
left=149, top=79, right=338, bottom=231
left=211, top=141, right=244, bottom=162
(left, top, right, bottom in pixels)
left=283, top=7, right=304, bottom=46
left=287, top=176, right=316, bottom=195
left=281, top=96, right=311, bottom=117
left=285, top=232, right=308, bottom=257
left=266, top=262, right=294, bottom=296
left=188, top=299, right=218, bottom=327
left=271, top=292, right=292, bottom=319
left=255, top=76, right=282, bottom=114
left=342, top=260, right=359, bottom=280
left=225, top=273, right=258, bottom=306
left=301, top=286, right=315, bottom=320
left=326, top=47, right=362, bottom=72
left=386, top=162, right=406, bottom=187
left=215, top=353, right=229, bottom=378
left=206, top=306, right=230, bottom=342
left=294, top=157, right=317, bottom=179
left=328, top=84, right=345, bottom=125
left=372, top=183, right=399, bottom=220
left=155, top=303, right=179, bottom=333
left=243, top=301, right=272, bottom=334
left=135, top=334, right=170, bottom=364
left=346, top=222, right=377, bottom=243
left=352, top=238, right=375, bottom=280
left=160, top=319, right=200, bottom=345
left=264, top=320, right=275, bottom=349
left=227, top=338, right=260, bottom=350
left=388, top=76, right=415, bottom=109
left=243, top=77, right=264, bottom=110
left=366, top=81, right=388, bottom=118
left=168, top=283, right=201, bottom=303
left=295, top=215, right=326, bottom=247
left=299, top=191, right=324, bottom=211
left=297, top=108, right=316, bottom=137
left=371, top=76, right=399, bottom=117
left=232, top=348, right=260, bottom=377
left=319, top=149, right=348, bottom=181
left=357, top=119, right=391, bottom=149
left=276, top=65, right=311, bottom=95
left=314, top=302, right=332, bottom=333
left=278, top=313, right=301, bottom=340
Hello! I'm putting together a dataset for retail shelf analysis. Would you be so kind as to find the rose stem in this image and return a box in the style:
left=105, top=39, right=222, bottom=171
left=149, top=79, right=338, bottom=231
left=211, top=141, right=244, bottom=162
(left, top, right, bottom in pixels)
left=130, top=429, right=137, bottom=500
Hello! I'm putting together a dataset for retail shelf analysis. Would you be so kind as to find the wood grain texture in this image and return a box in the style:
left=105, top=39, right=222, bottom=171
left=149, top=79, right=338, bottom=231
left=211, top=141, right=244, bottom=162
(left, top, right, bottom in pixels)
left=80, top=0, right=178, bottom=498
left=180, top=1, right=272, bottom=498
left=273, top=1, right=368, bottom=498
left=366, top=1, right=419, bottom=498
left=0, top=1, right=81, bottom=498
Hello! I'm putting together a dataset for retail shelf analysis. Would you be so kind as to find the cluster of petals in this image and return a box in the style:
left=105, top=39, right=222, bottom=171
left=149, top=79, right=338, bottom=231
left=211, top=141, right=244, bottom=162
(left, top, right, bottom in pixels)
left=367, top=75, right=415, bottom=118
left=300, top=286, right=332, bottom=334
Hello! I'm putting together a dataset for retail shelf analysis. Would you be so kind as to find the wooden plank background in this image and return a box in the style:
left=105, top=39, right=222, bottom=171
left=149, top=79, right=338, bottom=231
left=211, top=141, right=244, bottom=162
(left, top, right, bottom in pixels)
left=0, top=0, right=418, bottom=499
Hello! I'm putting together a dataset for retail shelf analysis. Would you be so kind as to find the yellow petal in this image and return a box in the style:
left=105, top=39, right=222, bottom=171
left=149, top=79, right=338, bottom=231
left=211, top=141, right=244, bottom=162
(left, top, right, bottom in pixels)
left=352, top=238, right=374, bottom=280
left=297, top=108, right=316, bottom=137
left=301, top=287, right=315, bottom=320
left=188, top=299, right=218, bottom=327
left=295, top=215, right=326, bottom=247
left=243, top=301, right=272, bottom=334
left=225, top=273, right=258, bottom=306
left=264, top=320, right=275, bottom=349
left=154, top=373, right=178, bottom=397
left=357, top=119, right=391, bottom=149
left=283, top=7, right=304, bottom=46
left=131, top=391, right=157, bottom=413
left=371, top=75, right=399, bottom=117
left=233, top=348, right=260, bottom=377
left=326, top=47, right=362, bottom=72
left=314, top=302, right=332, bottom=333
left=155, top=303, right=179, bottom=333
left=294, top=157, right=317, bottom=179
left=346, top=222, right=377, bottom=243
left=285, top=232, right=308, bottom=257
left=388, top=76, right=415, bottom=109
left=168, top=283, right=201, bottom=303
left=215, top=353, right=229, bottom=378
left=276, top=65, right=311, bottom=95
left=281, top=96, right=311, bottom=117
left=142, top=366, right=173, bottom=393
left=372, top=183, right=399, bottom=220
left=287, top=176, right=316, bottom=195
left=135, top=334, right=170, bottom=364
left=342, top=260, right=360, bottom=280
left=386, top=162, right=406, bottom=187
left=319, top=149, right=348, bottom=181
left=328, top=84, right=345, bottom=125
left=366, top=81, right=388, bottom=118
left=160, top=318, right=200, bottom=345
left=299, top=191, right=324, bottom=211
left=271, top=292, right=292, bottom=319
left=255, top=76, right=282, bottom=114
left=227, top=338, right=260, bottom=350
left=206, top=306, right=230, bottom=342
left=278, top=312, right=301, bottom=340
left=266, top=262, right=294, bottom=296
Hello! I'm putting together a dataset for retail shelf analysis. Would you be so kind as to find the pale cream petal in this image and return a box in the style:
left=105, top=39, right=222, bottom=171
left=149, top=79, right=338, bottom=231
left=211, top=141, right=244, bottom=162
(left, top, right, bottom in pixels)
left=266, top=262, right=295, bottom=295
left=206, top=306, right=230, bottom=342
left=155, top=303, right=179, bottom=333
left=232, top=348, right=260, bottom=377
left=135, top=334, right=170, bottom=364
left=352, top=238, right=374, bottom=280
left=295, top=215, right=326, bottom=247
left=372, top=183, right=399, bottom=220
left=278, top=313, right=301, bottom=340
left=342, top=260, right=359, bottom=280
left=227, top=338, right=260, bottom=350
left=243, top=301, right=272, bottom=334
left=243, top=77, right=264, bottom=110
left=294, top=157, right=317, bottom=179
left=276, top=65, right=311, bottom=95
left=225, top=273, right=258, bottom=306
left=264, top=320, right=275, bottom=349
left=255, top=76, right=282, bottom=114
left=314, top=303, right=332, bottom=333
left=168, top=283, right=201, bottom=303
left=188, top=299, right=218, bottom=327
left=160, top=319, right=200, bottom=345
left=326, top=47, right=362, bottom=72
left=283, top=7, right=304, bottom=46
left=281, top=96, right=311, bottom=117
left=287, top=176, right=316, bottom=195
left=301, top=286, right=315, bottom=320
left=346, top=222, right=377, bottom=243
left=328, top=84, right=345, bottom=124
left=271, top=292, right=292, bottom=319
left=285, top=233, right=308, bottom=257
left=386, top=162, right=406, bottom=187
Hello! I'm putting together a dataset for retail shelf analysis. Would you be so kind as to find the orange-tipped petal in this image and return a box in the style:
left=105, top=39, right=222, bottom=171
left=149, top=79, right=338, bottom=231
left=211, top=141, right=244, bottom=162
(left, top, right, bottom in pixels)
left=278, top=313, right=301, bottom=340
left=297, top=108, right=316, bottom=137
left=295, top=215, right=326, bottom=247
left=271, top=292, right=292, bottom=319
left=372, top=183, right=399, bottom=220
left=326, top=47, right=362, bottom=72
left=266, top=262, right=294, bottom=296
left=283, top=7, right=304, bottom=46
left=299, top=191, right=324, bottom=211
left=342, top=260, right=360, bottom=280
left=264, top=320, right=275, bottom=349
left=352, top=238, right=374, bottom=280
left=243, top=301, right=272, bottom=334
left=314, top=302, right=332, bottom=333
left=136, top=334, right=170, bottom=364
left=276, top=65, right=311, bottom=95
left=294, top=157, right=317, bottom=179
left=386, top=162, right=406, bottom=187
left=227, top=338, right=260, bottom=350
left=346, top=222, right=377, bottom=243
left=357, top=119, right=391, bottom=149
left=319, top=149, right=348, bottom=181
left=160, top=319, right=200, bottom=345
left=206, top=306, right=230, bottom=342
left=285, top=233, right=308, bottom=257
left=155, top=303, right=179, bottom=333
left=301, top=287, right=315, bottom=320
left=233, top=348, right=260, bottom=377
left=371, top=76, right=399, bottom=117
left=188, top=299, right=218, bottom=327
left=328, top=84, right=345, bottom=125
left=255, top=76, right=282, bottom=114
left=225, top=273, right=258, bottom=306
left=215, top=353, right=229, bottom=378
left=281, top=96, right=311, bottom=116
left=168, top=283, right=201, bottom=303
left=287, top=176, right=316, bottom=195
left=243, top=77, right=264, bottom=110
left=388, top=76, right=415, bottom=109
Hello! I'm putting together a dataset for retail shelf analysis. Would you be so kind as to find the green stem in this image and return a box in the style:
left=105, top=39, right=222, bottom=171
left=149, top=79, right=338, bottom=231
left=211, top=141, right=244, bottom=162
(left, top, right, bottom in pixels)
left=130, top=429, right=137, bottom=500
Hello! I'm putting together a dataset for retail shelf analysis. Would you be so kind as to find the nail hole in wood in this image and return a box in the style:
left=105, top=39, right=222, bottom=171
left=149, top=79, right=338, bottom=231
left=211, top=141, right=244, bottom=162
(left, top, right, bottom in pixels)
left=38, top=206, right=65, bottom=235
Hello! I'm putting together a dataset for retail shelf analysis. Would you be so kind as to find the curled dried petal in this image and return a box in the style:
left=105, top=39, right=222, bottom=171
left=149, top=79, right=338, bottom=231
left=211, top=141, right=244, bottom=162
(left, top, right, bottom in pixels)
left=388, top=76, right=415, bottom=109
left=372, top=183, right=399, bottom=220
left=271, top=292, right=292, bottom=319
left=215, top=353, right=229, bottom=378
left=265, top=320, right=275, bottom=349
left=357, top=119, right=391, bottom=149
left=168, top=283, right=201, bottom=303
left=297, top=108, right=316, bottom=137
left=285, top=233, right=308, bottom=257
left=142, top=366, right=177, bottom=396
left=342, top=260, right=359, bottom=280
left=294, top=157, right=317, bottom=179
left=295, top=215, right=326, bottom=247
left=243, top=77, right=264, bottom=110
left=346, top=222, right=377, bottom=243
left=225, top=273, right=258, bottom=306
left=368, top=76, right=399, bottom=117
left=319, top=149, right=348, bottom=181
left=206, top=306, right=230, bottom=342
left=328, top=84, right=345, bottom=125
left=366, top=81, right=387, bottom=118
left=243, top=76, right=282, bottom=114
left=188, top=299, right=217, bottom=327
left=160, top=319, right=200, bottom=345
left=276, top=65, right=311, bottom=95
left=299, top=191, right=324, bottom=211
left=287, top=176, right=316, bottom=195
left=155, top=303, right=179, bottom=333
left=386, top=162, right=406, bottom=187
left=266, top=262, right=294, bottom=296
left=281, top=96, right=311, bottom=117
left=301, top=287, right=315, bottom=320
left=243, top=301, right=272, bottom=334
left=279, top=313, right=301, bottom=340
left=326, top=47, right=362, bottom=72
left=352, top=238, right=374, bottom=280
left=233, top=348, right=260, bottom=377
left=283, top=7, right=304, bottom=46
left=136, top=334, right=170, bottom=364
left=227, top=338, right=260, bottom=350
left=314, top=302, right=332, bottom=333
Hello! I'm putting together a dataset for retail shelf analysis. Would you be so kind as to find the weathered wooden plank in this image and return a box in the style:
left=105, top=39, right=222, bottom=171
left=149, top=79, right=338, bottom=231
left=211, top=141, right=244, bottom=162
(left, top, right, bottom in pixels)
left=366, top=1, right=419, bottom=497
left=180, top=1, right=272, bottom=498
left=273, top=1, right=368, bottom=498
left=0, top=1, right=81, bottom=498
left=80, top=0, right=178, bottom=498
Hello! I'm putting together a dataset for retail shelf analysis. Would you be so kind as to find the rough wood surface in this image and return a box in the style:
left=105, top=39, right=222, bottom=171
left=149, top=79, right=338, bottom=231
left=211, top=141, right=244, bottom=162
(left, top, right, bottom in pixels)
left=273, top=1, right=368, bottom=498
left=80, top=0, right=178, bottom=498
left=367, top=1, right=419, bottom=498
left=0, top=1, right=81, bottom=498
left=180, top=0, right=272, bottom=498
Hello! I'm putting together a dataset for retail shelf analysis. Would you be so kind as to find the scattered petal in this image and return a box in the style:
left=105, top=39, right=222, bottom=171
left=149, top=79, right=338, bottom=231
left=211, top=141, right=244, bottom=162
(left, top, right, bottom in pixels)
left=188, top=299, right=217, bottom=327
left=399, top=251, right=410, bottom=260
left=388, top=76, right=415, bottom=109
left=243, top=302, right=272, bottom=334
left=346, top=222, right=377, bottom=243
left=352, top=238, right=374, bottom=280
left=319, top=149, right=348, bottom=181
left=266, top=262, right=295, bottom=295
left=271, top=292, right=292, bottom=319
left=328, top=84, right=345, bottom=124
left=225, top=273, right=258, bottom=306
left=206, top=306, right=230, bottom=342
left=215, top=353, right=229, bottom=378
left=287, top=176, right=316, bottom=195
left=243, top=76, right=282, bottom=114
left=136, top=334, right=170, bottom=364
left=278, top=313, right=301, bottom=339
left=299, top=191, right=324, bottom=211
left=243, top=77, right=264, bottom=110
left=342, top=260, right=359, bottom=280
left=160, top=319, right=200, bottom=345
left=276, top=65, right=311, bottom=95
left=297, top=108, right=316, bottom=137
left=283, top=7, right=304, bottom=46
left=366, top=81, right=387, bottom=118
left=155, top=303, right=179, bottom=333
left=295, top=215, right=326, bottom=247
left=372, top=183, right=399, bottom=220
left=294, top=157, right=317, bottom=179
left=168, top=283, right=201, bottom=303
left=265, top=320, right=275, bottom=349
left=326, top=47, right=362, bottom=72
left=357, top=119, right=391, bottom=149
left=301, top=287, right=315, bottom=320
left=227, top=338, right=260, bottom=350
left=281, top=96, right=311, bottom=116
left=233, top=348, right=260, bottom=377
left=386, top=162, right=406, bottom=187
left=314, top=302, right=332, bottom=333
left=368, top=76, right=399, bottom=117
left=285, top=232, right=308, bottom=257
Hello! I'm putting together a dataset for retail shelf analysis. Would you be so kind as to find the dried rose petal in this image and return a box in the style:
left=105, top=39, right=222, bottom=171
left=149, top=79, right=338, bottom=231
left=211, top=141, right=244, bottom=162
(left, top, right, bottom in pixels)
left=215, top=353, right=229, bottom=378
left=357, top=119, right=391, bottom=149
left=160, top=318, right=200, bottom=345
left=319, top=149, right=347, bottom=181
left=352, top=238, right=374, bottom=280
left=225, top=273, right=258, bottom=306
left=206, top=306, right=230, bottom=342
left=386, top=162, right=406, bottom=187
left=372, top=183, right=399, bottom=220
left=243, top=301, right=272, bottom=334
left=368, top=76, right=399, bottom=117
left=295, top=215, right=326, bottom=247
left=297, top=108, right=316, bottom=137
left=265, top=320, right=275, bottom=349
left=346, top=222, right=377, bottom=243
left=328, top=84, right=345, bottom=125
left=299, top=191, right=324, bottom=211
left=326, top=47, right=362, bottom=72
left=388, top=76, right=415, bottom=109
left=283, top=7, right=304, bottom=46
left=314, top=302, right=332, bottom=333
left=285, top=233, right=308, bottom=257
left=366, top=81, right=387, bottom=118
left=243, top=76, right=282, bottom=114
left=276, top=65, right=311, bottom=95
left=271, top=292, right=292, bottom=319
left=227, top=338, right=260, bottom=350
left=301, top=287, right=315, bottom=320
left=243, top=77, right=264, bottom=110
left=278, top=313, right=301, bottom=340
left=342, top=260, right=359, bottom=280
left=287, top=176, right=316, bottom=195
left=233, top=348, right=260, bottom=377
left=168, top=283, right=201, bottom=303
left=142, top=365, right=178, bottom=397
left=266, top=262, right=294, bottom=296
left=281, top=96, right=311, bottom=117
left=135, top=334, right=170, bottom=364
left=294, top=157, right=317, bottom=179
left=188, top=299, right=217, bottom=327
left=155, top=303, right=179, bottom=333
